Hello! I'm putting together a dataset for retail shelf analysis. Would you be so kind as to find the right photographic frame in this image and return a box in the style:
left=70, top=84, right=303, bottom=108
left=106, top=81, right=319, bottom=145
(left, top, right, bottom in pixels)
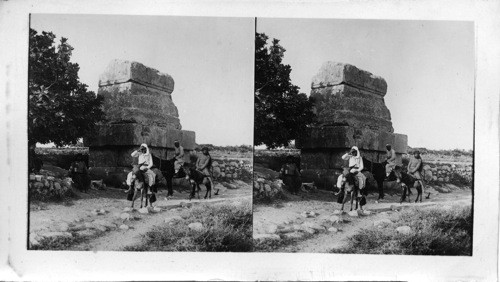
left=253, top=18, right=474, bottom=255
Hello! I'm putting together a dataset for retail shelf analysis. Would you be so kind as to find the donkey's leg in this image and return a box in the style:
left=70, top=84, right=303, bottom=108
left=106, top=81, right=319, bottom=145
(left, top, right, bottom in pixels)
left=341, top=191, right=348, bottom=211
left=140, top=189, right=144, bottom=208
left=349, top=191, right=355, bottom=211
left=189, top=182, right=195, bottom=200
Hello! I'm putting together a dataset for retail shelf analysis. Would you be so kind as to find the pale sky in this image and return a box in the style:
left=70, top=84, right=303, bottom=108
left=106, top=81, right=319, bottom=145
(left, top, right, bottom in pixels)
left=31, top=14, right=254, bottom=146
left=257, top=18, right=475, bottom=150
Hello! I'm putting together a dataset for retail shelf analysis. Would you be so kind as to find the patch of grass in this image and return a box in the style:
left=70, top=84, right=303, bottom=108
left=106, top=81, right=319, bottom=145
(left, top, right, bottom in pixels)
left=30, top=232, right=89, bottom=250
left=331, top=205, right=472, bottom=256
left=124, top=201, right=253, bottom=252
left=253, top=189, right=289, bottom=205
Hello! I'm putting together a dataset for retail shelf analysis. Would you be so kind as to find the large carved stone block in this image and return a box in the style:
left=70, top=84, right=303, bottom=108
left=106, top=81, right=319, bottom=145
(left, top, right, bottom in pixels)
left=99, top=59, right=174, bottom=93
left=99, top=82, right=181, bottom=129
left=85, top=123, right=196, bottom=149
left=310, top=84, right=393, bottom=132
left=311, top=62, right=387, bottom=96
left=296, top=126, right=407, bottom=153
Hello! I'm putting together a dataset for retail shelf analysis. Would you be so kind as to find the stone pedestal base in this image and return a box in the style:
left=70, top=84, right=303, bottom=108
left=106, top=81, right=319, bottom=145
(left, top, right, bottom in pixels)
left=297, top=125, right=407, bottom=189
left=85, top=123, right=196, bottom=186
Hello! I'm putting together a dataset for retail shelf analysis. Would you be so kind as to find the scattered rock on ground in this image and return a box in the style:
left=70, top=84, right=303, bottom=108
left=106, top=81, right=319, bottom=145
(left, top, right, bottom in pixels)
left=164, top=216, right=183, bottom=224
left=396, top=226, right=412, bottom=235
left=254, top=234, right=281, bottom=241
left=278, top=226, right=295, bottom=234
left=39, top=231, right=73, bottom=239
left=188, top=222, right=204, bottom=231
left=329, top=216, right=343, bottom=223
left=302, top=221, right=324, bottom=231
left=76, top=229, right=98, bottom=237
left=265, top=224, right=278, bottom=234
left=282, top=232, right=304, bottom=240
left=328, top=227, right=339, bottom=233
left=348, top=210, right=359, bottom=217
left=119, top=224, right=129, bottom=230
left=138, top=207, right=149, bottom=214
left=373, top=218, right=393, bottom=227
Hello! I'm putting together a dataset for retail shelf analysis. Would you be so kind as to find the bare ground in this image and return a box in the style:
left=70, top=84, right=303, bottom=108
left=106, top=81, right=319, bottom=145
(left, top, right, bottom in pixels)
left=253, top=185, right=472, bottom=253
left=29, top=180, right=252, bottom=251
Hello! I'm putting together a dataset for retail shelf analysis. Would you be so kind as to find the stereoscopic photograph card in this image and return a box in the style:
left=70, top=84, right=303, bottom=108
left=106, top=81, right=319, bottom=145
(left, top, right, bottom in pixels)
left=0, top=0, right=499, bottom=281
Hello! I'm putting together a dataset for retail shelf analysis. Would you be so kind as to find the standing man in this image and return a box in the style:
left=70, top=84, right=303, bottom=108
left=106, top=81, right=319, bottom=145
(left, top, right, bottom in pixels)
left=69, top=153, right=90, bottom=193
left=385, top=144, right=396, bottom=177
left=341, top=146, right=365, bottom=192
left=407, top=150, right=426, bottom=201
left=174, top=140, right=185, bottom=176
left=280, top=156, right=301, bottom=195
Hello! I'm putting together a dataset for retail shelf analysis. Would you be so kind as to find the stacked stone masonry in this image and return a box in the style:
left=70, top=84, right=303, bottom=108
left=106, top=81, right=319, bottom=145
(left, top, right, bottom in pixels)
left=85, top=60, right=196, bottom=186
left=297, top=62, right=408, bottom=188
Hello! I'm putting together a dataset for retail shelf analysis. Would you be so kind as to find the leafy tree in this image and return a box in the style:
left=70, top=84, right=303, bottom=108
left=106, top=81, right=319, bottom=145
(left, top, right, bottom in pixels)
left=28, top=28, right=104, bottom=147
left=254, top=33, right=315, bottom=148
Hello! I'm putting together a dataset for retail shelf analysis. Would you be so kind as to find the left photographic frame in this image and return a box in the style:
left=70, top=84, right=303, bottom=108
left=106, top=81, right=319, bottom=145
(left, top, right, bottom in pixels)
left=27, top=14, right=255, bottom=252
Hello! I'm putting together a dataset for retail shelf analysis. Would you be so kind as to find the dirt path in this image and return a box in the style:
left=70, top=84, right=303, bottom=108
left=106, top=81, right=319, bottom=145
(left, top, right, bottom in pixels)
left=29, top=180, right=252, bottom=251
left=253, top=185, right=472, bottom=253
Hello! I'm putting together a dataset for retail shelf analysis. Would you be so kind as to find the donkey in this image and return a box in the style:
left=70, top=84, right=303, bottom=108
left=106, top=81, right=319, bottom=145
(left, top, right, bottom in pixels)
left=394, top=169, right=422, bottom=203
left=182, top=164, right=216, bottom=200
left=340, top=172, right=361, bottom=211
left=129, top=170, right=160, bottom=209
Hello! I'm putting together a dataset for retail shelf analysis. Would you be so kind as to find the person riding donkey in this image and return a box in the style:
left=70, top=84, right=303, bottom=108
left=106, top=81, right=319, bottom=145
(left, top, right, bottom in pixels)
left=340, top=146, right=367, bottom=210
left=384, top=144, right=397, bottom=178
left=407, top=150, right=426, bottom=202
left=196, top=147, right=214, bottom=190
left=131, top=144, right=156, bottom=195
left=173, top=140, right=185, bottom=177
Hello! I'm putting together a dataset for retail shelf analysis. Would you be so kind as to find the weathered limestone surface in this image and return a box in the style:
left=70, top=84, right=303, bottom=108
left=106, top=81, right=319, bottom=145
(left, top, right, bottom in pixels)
left=298, top=62, right=407, bottom=189
left=86, top=60, right=195, bottom=186
left=296, top=126, right=406, bottom=152
left=310, top=84, right=393, bottom=132
left=99, top=59, right=174, bottom=93
left=311, top=62, right=387, bottom=96
left=86, top=124, right=195, bottom=149
left=99, top=82, right=181, bottom=129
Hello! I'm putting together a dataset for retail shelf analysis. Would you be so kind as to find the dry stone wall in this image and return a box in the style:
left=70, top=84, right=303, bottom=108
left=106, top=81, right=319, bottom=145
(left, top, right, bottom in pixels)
left=421, top=162, right=473, bottom=186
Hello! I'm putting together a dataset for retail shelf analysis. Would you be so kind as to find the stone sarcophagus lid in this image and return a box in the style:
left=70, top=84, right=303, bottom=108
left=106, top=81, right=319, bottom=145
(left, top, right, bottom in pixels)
left=296, top=62, right=407, bottom=188
left=85, top=60, right=196, bottom=186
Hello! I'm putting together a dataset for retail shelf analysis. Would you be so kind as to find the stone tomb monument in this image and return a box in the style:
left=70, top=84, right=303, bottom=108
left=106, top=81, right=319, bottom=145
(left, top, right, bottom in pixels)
left=85, top=59, right=196, bottom=186
left=296, top=62, right=407, bottom=188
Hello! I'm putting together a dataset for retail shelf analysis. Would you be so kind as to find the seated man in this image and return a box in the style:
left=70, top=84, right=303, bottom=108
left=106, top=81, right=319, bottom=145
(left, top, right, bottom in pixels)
left=341, top=146, right=366, bottom=194
left=196, top=147, right=214, bottom=188
left=131, top=144, right=156, bottom=189
left=407, top=150, right=426, bottom=201
left=385, top=144, right=397, bottom=177
left=173, top=140, right=185, bottom=176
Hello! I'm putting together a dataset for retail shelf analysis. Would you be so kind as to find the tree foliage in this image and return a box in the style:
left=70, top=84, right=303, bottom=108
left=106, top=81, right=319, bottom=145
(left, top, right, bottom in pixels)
left=29, top=28, right=104, bottom=147
left=254, top=33, right=315, bottom=149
